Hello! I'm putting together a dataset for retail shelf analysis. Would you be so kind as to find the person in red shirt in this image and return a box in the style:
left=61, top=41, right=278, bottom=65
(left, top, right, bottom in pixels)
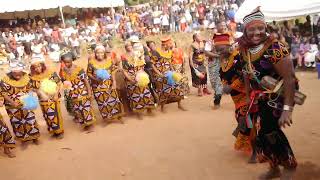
left=172, top=42, right=190, bottom=96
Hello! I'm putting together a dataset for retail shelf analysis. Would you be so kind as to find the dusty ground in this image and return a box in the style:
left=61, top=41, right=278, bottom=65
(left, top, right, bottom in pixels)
left=0, top=69, right=320, bottom=180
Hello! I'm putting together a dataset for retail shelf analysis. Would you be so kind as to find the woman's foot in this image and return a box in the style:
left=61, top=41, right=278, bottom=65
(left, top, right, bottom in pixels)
left=33, top=139, right=40, bottom=145
left=83, top=125, right=93, bottom=131
left=147, top=109, right=155, bottom=116
left=137, top=113, right=143, bottom=120
left=55, top=133, right=64, bottom=140
left=198, top=88, right=203, bottom=96
left=118, top=117, right=125, bottom=124
left=258, top=167, right=281, bottom=180
left=161, top=104, right=166, bottom=113
left=4, top=148, right=16, bottom=158
left=203, top=88, right=212, bottom=95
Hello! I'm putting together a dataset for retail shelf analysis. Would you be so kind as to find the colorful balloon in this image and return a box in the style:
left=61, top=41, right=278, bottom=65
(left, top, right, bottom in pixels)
left=136, top=71, right=150, bottom=87
left=172, top=72, right=183, bottom=82
left=95, top=69, right=111, bottom=80
left=40, top=79, right=58, bottom=95
left=165, top=71, right=176, bottom=86
left=20, top=93, right=39, bottom=110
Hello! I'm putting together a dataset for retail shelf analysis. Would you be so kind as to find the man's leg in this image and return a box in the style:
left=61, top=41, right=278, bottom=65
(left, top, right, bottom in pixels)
left=208, top=60, right=223, bottom=107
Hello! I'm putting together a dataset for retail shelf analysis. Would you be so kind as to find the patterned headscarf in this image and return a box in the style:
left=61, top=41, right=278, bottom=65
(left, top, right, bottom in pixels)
left=237, top=7, right=269, bottom=49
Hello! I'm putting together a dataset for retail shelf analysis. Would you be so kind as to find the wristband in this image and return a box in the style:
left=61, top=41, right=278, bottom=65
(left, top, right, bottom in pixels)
left=283, top=105, right=293, bottom=112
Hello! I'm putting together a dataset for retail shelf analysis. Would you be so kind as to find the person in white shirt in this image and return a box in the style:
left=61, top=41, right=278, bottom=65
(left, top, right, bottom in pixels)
left=16, top=42, right=25, bottom=60
left=69, top=33, right=80, bottom=58
left=43, top=23, right=53, bottom=37
left=160, top=13, right=170, bottom=33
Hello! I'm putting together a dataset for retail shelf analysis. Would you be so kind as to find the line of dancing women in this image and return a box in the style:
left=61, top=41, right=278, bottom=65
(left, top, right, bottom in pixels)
left=0, top=36, right=189, bottom=158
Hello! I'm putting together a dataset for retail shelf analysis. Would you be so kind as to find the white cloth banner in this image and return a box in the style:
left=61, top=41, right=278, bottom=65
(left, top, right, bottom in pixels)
left=235, top=0, right=320, bottom=23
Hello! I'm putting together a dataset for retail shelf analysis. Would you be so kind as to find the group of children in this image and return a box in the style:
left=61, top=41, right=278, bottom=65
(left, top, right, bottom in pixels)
left=0, top=36, right=189, bottom=158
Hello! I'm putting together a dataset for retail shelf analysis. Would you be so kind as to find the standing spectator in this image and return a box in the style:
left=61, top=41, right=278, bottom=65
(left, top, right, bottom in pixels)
left=290, top=38, right=301, bottom=69
left=299, top=37, right=311, bottom=67
left=69, top=33, right=80, bottom=59
left=160, top=12, right=170, bottom=33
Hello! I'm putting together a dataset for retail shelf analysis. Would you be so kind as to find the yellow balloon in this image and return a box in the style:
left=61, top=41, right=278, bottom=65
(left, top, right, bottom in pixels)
left=136, top=71, right=150, bottom=87
left=40, top=79, right=58, bottom=95
left=172, top=72, right=183, bottom=82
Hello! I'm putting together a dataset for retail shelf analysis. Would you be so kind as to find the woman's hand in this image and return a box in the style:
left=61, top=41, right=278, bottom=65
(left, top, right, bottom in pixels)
left=53, top=94, right=59, bottom=101
left=12, top=101, right=21, bottom=108
left=278, top=111, right=293, bottom=128
left=112, top=82, right=117, bottom=90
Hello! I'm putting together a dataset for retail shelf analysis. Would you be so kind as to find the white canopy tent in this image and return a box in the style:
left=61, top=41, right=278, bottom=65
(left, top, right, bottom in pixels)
left=0, top=0, right=124, bottom=19
left=235, top=0, right=320, bottom=23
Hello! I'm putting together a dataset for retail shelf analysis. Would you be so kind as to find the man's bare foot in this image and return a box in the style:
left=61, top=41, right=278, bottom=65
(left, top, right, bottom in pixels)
left=4, top=148, right=16, bottom=158
left=33, top=139, right=40, bottom=145
left=280, top=168, right=296, bottom=180
left=258, top=167, right=281, bottom=180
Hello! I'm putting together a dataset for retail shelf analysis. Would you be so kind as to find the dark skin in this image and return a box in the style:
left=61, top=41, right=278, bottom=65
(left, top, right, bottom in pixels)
left=245, top=23, right=295, bottom=129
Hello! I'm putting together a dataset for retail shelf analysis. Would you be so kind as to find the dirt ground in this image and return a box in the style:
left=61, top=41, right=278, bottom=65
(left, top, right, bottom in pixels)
left=0, top=67, right=319, bottom=180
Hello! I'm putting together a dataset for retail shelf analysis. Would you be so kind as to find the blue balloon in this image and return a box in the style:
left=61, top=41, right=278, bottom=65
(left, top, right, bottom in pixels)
left=165, top=71, right=175, bottom=86
left=95, top=69, right=111, bottom=80
left=22, top=94, right=39, bottom=110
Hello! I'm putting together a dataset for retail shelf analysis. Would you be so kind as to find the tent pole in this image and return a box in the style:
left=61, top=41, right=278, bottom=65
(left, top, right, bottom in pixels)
left=59, top=6, right=66, bottom=28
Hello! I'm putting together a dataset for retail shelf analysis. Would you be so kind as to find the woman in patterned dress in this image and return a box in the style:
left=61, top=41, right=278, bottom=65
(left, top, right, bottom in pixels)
left=87, top=45, right=124, bottom=123
left=151, top=37, right=185, bottom=112
left=29, top=56, right=64, bottom=139
left=60, top=52, right=96, bottom=130
left=0, top=62, right=40, bottom=145
left=0, top=96, right=16, bottom=158
left=121, top=41, right=155, bottom=119
left=189, top=33, right=211, bottom=96
left=239, top=9, right=299, bottom=179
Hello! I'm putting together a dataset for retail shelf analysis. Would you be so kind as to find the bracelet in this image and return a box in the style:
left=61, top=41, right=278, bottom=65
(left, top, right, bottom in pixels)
left=283, top=105, right=293, bottom=112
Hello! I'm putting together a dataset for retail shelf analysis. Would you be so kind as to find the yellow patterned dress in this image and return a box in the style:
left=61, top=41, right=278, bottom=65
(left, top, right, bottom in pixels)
left=0, top=73, right=40, bottom=142
left=87, top=58, right=124, bottom=120
left=0, top=96, right=15, bottom=148
left=60, top=66, right=96, bottom=127
left=151, top=48, right=184, bottom=104
left=122, top=55, right=155, bottom=112
left=30, top=70, right=64, bottom=135
left=0, top=115, right=15, bottom=148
